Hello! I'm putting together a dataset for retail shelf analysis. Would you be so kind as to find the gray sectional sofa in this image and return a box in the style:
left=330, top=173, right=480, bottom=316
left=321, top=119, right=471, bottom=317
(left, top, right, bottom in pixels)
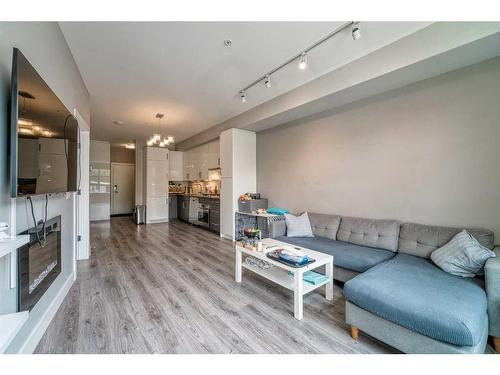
left=269, top=213, right=500, bottom=354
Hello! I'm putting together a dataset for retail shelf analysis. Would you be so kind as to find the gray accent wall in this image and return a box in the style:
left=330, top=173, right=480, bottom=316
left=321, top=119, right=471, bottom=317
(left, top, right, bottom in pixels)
left=0, top=22, right=90, bottom=352
left=256, top=57, right=500, bottom=241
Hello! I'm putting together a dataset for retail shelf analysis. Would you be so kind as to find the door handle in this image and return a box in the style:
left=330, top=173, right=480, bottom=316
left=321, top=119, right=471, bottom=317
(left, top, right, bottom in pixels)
left=114, top=185, right=118, bottom=193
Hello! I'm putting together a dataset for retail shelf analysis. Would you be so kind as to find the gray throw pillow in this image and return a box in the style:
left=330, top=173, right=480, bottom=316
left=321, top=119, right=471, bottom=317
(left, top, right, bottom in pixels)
left=284, top=212, right=314, bottom=237
left=430, top=230, right=496, bottom=278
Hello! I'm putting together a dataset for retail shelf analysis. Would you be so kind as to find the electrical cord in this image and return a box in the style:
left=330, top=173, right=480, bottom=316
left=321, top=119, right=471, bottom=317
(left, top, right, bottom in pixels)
left=27, top=196, right=43, bottom=247
left=26, top=195, right=49, bottom=247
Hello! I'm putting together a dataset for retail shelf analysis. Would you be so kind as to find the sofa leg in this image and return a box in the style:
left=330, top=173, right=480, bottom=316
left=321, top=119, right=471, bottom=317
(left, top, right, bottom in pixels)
left=493, top=337, right=500, bottom=353
left=351, top=326, right=359, bottom=341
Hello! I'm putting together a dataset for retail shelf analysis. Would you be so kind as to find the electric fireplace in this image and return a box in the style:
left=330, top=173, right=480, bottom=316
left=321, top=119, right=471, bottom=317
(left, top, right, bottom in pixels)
left=18, top=215, right=62, bottom=311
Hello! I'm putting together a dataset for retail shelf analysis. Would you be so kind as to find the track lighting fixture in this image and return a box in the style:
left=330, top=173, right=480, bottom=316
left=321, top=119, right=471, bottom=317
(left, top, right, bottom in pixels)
left=298, top=53, right=307, bottom=70
left=264, top=75, right=272, bottom=88
left=238, top=21, right=359, bottom=103
left=240, top=91, right=247, bottom=103
left=352, top=22, right=361, bottom=40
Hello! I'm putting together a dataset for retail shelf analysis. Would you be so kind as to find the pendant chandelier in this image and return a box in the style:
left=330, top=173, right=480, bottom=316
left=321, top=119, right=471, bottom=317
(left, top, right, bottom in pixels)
left=147, top=113, right=175, bottom=147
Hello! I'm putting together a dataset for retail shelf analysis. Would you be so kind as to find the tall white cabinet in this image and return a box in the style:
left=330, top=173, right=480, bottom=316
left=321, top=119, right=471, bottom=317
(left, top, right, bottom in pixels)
left=220, top=129, right=256, bottom=240
left=144, top=147, right=169, bottom=224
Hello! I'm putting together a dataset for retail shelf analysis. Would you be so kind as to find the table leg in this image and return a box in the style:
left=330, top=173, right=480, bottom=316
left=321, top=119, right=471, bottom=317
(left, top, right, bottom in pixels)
left=325, top=260, right=333, bottom=301
left=294, top=269, right=303, bottom=320
left=235, top=247, right=242, bottom=283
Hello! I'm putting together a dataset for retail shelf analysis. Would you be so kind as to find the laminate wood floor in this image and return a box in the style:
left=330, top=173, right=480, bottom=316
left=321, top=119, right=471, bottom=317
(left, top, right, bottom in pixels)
left=35, top=217, right=396, bottom=354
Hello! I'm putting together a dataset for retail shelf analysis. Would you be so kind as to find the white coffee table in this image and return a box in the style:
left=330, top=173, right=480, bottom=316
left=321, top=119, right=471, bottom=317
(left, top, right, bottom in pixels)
left=235, top=238, right=334, bottom=320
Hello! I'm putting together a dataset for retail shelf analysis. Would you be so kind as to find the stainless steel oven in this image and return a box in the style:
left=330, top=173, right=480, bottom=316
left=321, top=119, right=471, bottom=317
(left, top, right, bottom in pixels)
left=197, top=203, right=210, bottom=228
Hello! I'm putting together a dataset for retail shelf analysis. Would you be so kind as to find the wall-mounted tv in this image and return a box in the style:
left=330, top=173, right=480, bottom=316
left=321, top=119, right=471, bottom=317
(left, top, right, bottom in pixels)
left=10, top=48, right=79, bottom=198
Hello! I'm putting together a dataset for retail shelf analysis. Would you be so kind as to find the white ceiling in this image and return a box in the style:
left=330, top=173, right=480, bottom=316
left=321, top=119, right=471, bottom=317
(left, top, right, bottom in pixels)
left=59, top=21, right=432, bottom=144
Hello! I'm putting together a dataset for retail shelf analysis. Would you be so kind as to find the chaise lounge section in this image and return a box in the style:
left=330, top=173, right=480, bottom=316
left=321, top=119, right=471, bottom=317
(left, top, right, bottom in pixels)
left=269, top=213, right=499, bottom=354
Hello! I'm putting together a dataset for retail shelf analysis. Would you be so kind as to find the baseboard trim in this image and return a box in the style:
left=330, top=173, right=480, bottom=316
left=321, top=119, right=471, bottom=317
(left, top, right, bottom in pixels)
left=16, top=272, right=75, bottom=354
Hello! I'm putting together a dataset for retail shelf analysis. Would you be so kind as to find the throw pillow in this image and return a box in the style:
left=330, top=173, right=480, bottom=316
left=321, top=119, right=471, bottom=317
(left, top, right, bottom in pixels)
left=430, top=230, right=496, bottom=277
left=285, top=212, right=314, bottom=237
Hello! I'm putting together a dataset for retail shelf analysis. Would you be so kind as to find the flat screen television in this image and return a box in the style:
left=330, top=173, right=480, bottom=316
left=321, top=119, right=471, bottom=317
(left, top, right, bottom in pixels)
left=10, top=48, right=79, bottom=197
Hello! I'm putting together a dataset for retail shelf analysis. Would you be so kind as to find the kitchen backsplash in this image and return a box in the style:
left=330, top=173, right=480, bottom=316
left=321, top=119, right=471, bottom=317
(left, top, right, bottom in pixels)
left=169, top=180, right=220, bottom=195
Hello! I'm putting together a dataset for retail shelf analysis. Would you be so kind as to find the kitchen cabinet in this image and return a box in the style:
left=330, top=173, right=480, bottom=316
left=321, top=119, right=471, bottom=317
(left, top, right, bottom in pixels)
left=207, top=139, right=220, bottom=169
left=182, top=139, right=220, bottom=181
left=183, top=149, right=195, bottom=181
left=178, top=195, right=190, bottom=222
left=169, top=151, right=183, bottom=181
left=144, top=147, right=169, bottom=223
left=168, top=195, right=178, bottom=219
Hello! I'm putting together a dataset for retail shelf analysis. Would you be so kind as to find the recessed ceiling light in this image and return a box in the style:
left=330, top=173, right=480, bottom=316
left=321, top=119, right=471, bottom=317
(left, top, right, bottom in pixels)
left=224, top=39, right=232, bottom=47
left=113, top=120, right=124, bottom=126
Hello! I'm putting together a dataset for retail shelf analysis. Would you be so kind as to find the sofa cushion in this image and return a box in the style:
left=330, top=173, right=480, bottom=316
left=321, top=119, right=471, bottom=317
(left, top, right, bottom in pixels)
left=430, top=230, right=496, bottom=278
left=308, top=213, right=341, bottom=240
left=337, top=216, right=400, bottom=252
left=343, top=254, right=487, bottom=346
left=398, top=222, right=495, bottom=259
left=284, top=212, right=314, bottom=237
left=275, top=236, right=395, bottom=273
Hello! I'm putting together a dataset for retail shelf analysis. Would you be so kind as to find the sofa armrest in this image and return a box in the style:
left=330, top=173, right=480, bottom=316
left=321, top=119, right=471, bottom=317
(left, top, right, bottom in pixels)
left=269, top=219, right=286, bottom=238
left=485, top=246, right=500, bottom=338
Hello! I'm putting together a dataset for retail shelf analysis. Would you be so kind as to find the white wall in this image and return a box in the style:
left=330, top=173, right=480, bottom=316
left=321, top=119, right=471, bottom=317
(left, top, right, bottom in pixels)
left=257, top=57, right=500, bottom=241
left=0, top=22, right=90, bottom=352
left=89, top=140, right=111, bottom=221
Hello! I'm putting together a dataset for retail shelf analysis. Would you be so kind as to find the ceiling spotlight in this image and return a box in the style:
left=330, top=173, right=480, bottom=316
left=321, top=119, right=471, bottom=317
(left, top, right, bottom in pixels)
left=352, top=22, right=361, bottom=40
left=298, top=53, right=307, bottom=70
left=264, top=75, right=272, bottom=89
left=240, top=91, right=247, bottom=103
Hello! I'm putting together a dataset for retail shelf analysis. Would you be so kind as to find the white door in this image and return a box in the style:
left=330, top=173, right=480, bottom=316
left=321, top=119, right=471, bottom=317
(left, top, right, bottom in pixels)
left=111, top=163, right=135, bottom=215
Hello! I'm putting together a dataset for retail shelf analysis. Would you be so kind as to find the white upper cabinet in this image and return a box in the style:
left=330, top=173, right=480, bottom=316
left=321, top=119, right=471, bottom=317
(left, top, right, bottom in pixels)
left=207, top=139, right=220, bottom=169
left=182, top=139, right=220, bottom=181
left=183, top=149, right=195, bottom=181
left=169, top=150, right=184, bottom=181
left=146, top=146, right=169, bottom=161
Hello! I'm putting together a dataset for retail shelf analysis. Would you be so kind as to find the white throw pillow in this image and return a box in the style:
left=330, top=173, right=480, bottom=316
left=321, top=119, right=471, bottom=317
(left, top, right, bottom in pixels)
left=430, top=230, right=496, bottom=278
left=285, top=212, right=314, bottom=237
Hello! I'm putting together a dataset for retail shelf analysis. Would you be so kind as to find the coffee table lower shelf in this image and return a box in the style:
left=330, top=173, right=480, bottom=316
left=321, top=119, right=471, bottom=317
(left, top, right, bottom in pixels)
left=241, top=263, right=329, bottom=295
left=235, top=239, right=334, bottom=320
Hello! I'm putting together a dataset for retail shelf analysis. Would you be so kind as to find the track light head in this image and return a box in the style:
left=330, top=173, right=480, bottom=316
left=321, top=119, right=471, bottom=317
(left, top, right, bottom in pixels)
left=264, top=75, right=272, bottom=89
left=352, top=22, right=361, bottom=40
left=240, top=91, right=247, bottom=103
left=298, top=53, right=307, bottom=70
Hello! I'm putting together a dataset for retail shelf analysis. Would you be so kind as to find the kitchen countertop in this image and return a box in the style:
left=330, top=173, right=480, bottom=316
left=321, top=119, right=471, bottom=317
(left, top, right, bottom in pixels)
left=169, top=193, right=220, bottom=200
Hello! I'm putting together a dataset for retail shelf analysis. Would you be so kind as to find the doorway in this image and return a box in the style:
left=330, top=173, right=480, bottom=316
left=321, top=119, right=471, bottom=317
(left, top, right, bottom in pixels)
left=111, top=163, right=135, bottom=215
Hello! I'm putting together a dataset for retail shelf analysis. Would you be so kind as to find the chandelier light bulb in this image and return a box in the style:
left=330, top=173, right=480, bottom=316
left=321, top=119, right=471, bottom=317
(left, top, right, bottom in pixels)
left=167, top=135, right=175, bottom=143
